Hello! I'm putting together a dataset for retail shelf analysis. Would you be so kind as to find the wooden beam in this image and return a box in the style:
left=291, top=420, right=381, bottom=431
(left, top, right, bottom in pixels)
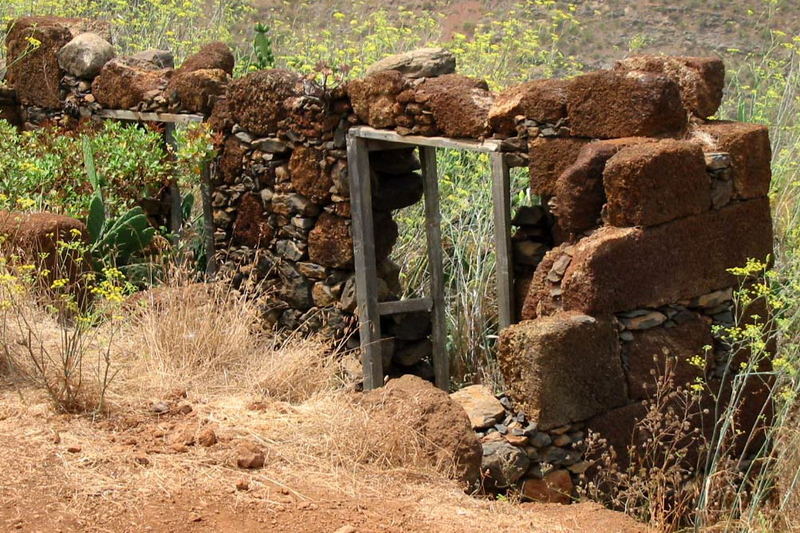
left=348, top=133, right=384, bottom=390
left=96, top=109, right=204, bottom=124
left=378, top=297, right=433, bottom=316
left=421, top=146, right=449, bottom=391
left=352, top=126, right=501, bottom=153
left=491, top=152, right=514, bottom=330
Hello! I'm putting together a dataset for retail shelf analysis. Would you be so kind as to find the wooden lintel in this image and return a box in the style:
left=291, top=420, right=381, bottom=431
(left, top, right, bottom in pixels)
left=96, top=109, right=204, bottom=124
left=350, top=126, right=501, bottom=153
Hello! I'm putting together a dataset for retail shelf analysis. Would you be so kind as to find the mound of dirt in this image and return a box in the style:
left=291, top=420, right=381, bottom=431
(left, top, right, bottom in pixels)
left=360, top=375, right=483, bottom=487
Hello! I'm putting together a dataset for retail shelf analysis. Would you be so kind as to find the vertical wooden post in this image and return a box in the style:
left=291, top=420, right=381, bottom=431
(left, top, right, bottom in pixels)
left=201, top=161, right=217, bottom=277
left=164, top=123, right=182, bottom=245
left=491, top=152, right=514, bottom=330
left=347, top=134, right=383, bottom=390
left=420, top=146, right=449, bottom=391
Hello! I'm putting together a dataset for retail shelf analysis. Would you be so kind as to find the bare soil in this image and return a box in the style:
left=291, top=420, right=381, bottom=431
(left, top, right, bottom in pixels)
left=0, top=382, right=648, bottom=533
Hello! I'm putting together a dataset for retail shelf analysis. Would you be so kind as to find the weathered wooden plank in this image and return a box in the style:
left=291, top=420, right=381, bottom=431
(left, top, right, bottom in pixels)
left=96, top=109, right=204, bottom=124
left=201, top=161, right=217, bottom=277
left=164, top=123, right=183, bottom=244
left=420, top=145, right=449, bottom=391
left=377, top=297, right=433, bottom=316
left=352, top=126, right=501, bottom=153
left=491, top=152, right=514, bottom=330
left=348, top=133, right=384, bottom=390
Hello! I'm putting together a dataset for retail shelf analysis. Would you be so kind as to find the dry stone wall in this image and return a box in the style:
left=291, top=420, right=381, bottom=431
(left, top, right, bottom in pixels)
left=2, top=16, right=775, bottom=501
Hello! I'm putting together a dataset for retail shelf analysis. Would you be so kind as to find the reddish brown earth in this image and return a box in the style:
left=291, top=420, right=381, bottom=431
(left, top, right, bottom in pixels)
left=0, top=384, right=649, bottom=533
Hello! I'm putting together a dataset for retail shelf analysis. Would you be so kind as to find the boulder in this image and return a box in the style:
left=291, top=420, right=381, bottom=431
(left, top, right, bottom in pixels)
left=624, top=315, right=714, bottom=401
left=553, top=137, right=652, bottom=234
left=227, top=69, right=301, bottom=136
left=178, top=41, right=235, bottom=75
left=414, top=74, right=493, bottom=138
left=586, top=402, right=648, bottom=470
left=567, top=70, right=687, bottom=139
left=553, top=198, right=773, bottom=315
left=129, top=49, right=174, bottom=69
left=498, top=313, right=627, bottom=430
left=449, top=385, right=505, bottom=430
left=347, top=70, right=408, bottom=129
left=288, top=146, right=332, bottom=204
left=603, top=139, right=710, bottom=227
left=366, top=47, right=456, bottom=79
left=488, top=79, right=569, bottom=136
left=165, top=68, right=228, bottom=114
left=481, top=440, right=530, bottom=489
left=307, top=212, right=397, bottom=269
left=5, top=16, right=73, bottom=108
left=361, top=375, right=483, bottom=487
left=232, top=193, right=274, bottom=247
left=528, top=137, right=590, bottom=196
left=691, top=121, right=772, bottom=199
left=57, top=32, right=114, bottom=79
left=615, top=55, right=725, bottom=118
left=91, top=58, right=172, bottom=109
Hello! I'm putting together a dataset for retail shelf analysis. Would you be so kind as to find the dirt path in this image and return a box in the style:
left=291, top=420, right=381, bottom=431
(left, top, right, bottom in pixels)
left=0, top=384, right=648, bottom=533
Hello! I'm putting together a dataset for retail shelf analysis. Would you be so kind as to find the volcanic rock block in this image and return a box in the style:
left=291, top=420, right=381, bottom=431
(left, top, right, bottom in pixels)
left=288, top=146, right=332, bottom=204
left=552, top=198, right=772, bottom=315
left=692, top=121, right=772, bottom=199
left=166, top=68, right=228, bottom=114
left=603, top=139, right=711, bottom=227
left=624, top=315, right=714, bottom=401
left=57, top=32, right=115, bottom=79
left=361, top=375, right=483, bottom=487
left=5, top=16, right=73, bottom=108
left=414, top=74, right=493, bottom=138
left=369, top=148, right=420, bottom=175
left=553, top=137, right=653, bottom=234
left=0, top=211, right=89, bottom=296
left=178, top=41, right=235, bottom=75
left=227, top=69, right=301, bottom=136
left=567, top=70, right=687, bottom=139
left=366, top=47, right=456, bottom=78
left=91, top=58, right=172, bottom=109
left=497, top=312, right=627, bottom=430
left=232, top=193, right=273, bottom=247
left=488, top=79, right=569, bottom=136
left=615, top=55, right=725, bottom=119
left=218, top=136, right=248, bottom=184
left=347, top=70, right=408, bottom=129
left=0, top=88, right=21, bottom=127
left=307, top=212, right=397, bottom=269
left=528, top=137, right=590, bottom=196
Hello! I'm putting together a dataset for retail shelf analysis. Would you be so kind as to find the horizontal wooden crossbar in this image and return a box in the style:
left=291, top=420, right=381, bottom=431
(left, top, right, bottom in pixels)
left=351, top=126, right=502, bottom=153
left=96, top=109, right=204, bottom=124
left=377, top=297, right=433, bottom=315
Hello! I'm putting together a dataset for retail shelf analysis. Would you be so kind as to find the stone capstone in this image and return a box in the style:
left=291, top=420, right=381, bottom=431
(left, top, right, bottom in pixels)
left=615, top=55, right=725, bottom=119
left=567, top=69, right=687, bottom=139
left=366, top=47, right=456, bottom=79
left=57, top=32, right=115, bottom=79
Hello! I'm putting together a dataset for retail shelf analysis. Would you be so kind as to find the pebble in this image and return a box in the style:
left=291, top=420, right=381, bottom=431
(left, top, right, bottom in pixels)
left=151, top=401, right=170, bottom=414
